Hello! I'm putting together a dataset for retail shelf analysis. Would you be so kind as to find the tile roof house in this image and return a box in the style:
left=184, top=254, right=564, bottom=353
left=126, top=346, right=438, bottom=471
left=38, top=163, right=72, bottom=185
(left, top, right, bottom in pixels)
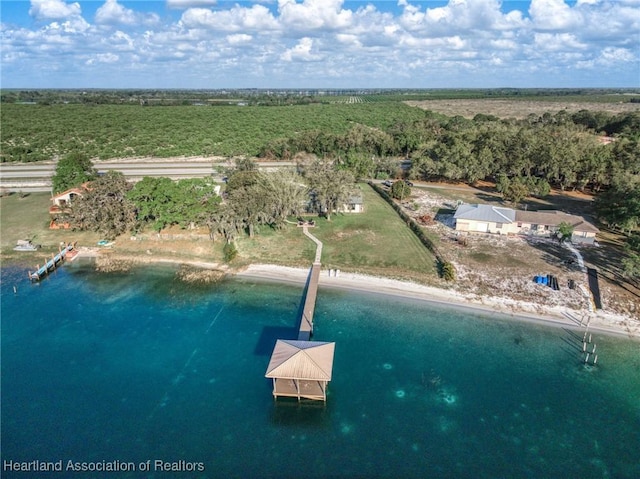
left=49, top=184, right=90, bottom=229
left=454, top=203, right=598, bottom=244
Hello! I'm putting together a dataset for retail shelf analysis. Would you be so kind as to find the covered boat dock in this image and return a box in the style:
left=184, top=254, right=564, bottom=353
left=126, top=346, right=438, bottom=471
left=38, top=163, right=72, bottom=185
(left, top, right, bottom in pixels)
left=265, top=340, right=335, bottom=401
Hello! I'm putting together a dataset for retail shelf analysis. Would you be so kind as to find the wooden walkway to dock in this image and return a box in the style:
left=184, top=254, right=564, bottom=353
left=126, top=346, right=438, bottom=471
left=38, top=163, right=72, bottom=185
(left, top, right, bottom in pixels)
left=299, top=262, right=321, bottom=341
left=28, top=242, right=77, bottom=281
left=298, top=226, right=323, bottom=340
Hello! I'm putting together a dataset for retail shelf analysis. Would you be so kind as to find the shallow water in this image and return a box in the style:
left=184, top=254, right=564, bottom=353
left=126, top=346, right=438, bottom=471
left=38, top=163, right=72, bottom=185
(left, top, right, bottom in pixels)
left=2, top=261, right=639, bottom=478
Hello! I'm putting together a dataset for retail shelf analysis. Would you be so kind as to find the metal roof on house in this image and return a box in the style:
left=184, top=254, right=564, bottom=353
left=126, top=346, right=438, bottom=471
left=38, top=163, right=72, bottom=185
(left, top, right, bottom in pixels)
left=265, top=340, right=335, bottom=381
left=454, top=203, right=516, bottom=224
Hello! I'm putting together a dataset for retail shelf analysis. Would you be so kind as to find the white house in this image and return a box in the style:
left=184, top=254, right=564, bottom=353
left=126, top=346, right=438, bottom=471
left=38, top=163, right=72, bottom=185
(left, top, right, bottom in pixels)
left=454, top=204, right=598, bottom=244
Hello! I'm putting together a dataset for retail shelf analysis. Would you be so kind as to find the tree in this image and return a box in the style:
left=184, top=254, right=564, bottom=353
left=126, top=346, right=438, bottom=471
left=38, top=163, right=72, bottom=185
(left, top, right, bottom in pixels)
left=228, top=184, right=272, bottom=238
left=622, top=234, right=640, bottom=280
left=206, top=204, right=242, bottom=243
left=595, top=174, right=640, bottom=233
left=501, top=177, right=529, bottom=205
left=52, top=152, right=97, bottom=193
left=390, top=180, right=411, bottom=201
left=257, top=170, right=309, bottom=226
left=223, top=242, right=238, bottom=262
left=556, top=222, right=574, bottom=243
left=126, top=176, right=175, bottom=231
left=441, top=261, right=456, bottom=281
left=128, top=177, right=221, bottom=232
left=304, top=160, right=355, bottom=221
left=69, top=171, right=135, bottom=239
left=225, top=170, right=260, bottom=193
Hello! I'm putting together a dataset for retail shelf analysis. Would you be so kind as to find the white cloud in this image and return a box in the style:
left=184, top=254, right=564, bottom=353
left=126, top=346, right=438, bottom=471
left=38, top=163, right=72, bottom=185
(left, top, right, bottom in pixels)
left=281, top=37, right=322, bottom=61
left=399, top=0, right=527, bottom=36
left=529, top=0, right=580, bottom=30
left=29, top=0, right=82, bottom=21
left=95, top=0, right=159, bottom=26
left=598, top=46, right=635, bottom=64
left=180, top=5, right=278, bottom=31
left=227, top=33, right=253, bottom=45
left=277, top=0, right=353, bottom=31
left=167, top=0, right=217, bottom=9
left=86, top=52, right=120, bottom=65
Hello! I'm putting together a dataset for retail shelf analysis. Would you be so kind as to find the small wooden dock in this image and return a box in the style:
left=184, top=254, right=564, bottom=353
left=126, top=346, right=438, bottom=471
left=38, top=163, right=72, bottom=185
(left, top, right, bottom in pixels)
left=28, top=242, right=77, bottom=281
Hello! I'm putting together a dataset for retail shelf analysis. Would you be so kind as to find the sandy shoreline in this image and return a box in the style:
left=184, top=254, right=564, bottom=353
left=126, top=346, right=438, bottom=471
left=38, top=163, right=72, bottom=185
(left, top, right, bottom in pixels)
left=235, top=264, right=640, bottom=340
left=42, top=248, right=640, bottom=340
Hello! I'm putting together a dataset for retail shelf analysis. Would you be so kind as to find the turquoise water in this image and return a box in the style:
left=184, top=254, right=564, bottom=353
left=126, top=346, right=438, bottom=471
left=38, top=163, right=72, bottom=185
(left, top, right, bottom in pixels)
left=2, top=261, right=639, bottom=478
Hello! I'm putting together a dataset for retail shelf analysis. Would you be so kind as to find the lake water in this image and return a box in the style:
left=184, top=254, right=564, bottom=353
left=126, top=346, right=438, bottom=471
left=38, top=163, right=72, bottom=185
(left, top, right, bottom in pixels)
left=2, top=261, right=639, bottom=478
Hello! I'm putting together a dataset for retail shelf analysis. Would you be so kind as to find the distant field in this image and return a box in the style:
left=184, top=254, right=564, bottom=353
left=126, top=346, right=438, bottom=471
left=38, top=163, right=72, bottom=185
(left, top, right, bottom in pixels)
left=406, top=99, right=640, bottom=119
left=1, top=102, right=426, bottom=162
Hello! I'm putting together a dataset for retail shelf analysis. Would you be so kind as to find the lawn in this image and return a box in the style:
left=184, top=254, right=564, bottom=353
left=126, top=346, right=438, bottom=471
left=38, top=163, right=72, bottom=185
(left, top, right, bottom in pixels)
left=236, top=183, right=438, bottom=282
left=0, top=192, right=101, bottom=264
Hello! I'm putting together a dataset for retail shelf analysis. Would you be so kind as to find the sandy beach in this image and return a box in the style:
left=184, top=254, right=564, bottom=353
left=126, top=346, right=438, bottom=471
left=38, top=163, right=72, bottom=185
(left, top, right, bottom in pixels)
left=67, top=247, right=639, bottom=339
left=237, top=264, right=640, bottom=340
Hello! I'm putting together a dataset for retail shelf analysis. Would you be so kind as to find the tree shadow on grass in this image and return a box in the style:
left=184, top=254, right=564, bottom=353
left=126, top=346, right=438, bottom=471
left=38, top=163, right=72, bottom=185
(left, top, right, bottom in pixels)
left=524, top=237, right=585, bottom=273
left=579, top=239, right=640, bottom=299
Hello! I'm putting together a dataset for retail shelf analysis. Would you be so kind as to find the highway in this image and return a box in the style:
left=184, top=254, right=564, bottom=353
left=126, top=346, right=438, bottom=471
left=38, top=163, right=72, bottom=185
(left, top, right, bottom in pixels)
left=0, top=159, right=296, bottom=192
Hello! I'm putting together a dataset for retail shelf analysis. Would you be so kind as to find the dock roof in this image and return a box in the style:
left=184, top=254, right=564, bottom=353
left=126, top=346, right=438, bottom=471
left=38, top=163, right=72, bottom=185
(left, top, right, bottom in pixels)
left=265, top=340, right=335, bottom=381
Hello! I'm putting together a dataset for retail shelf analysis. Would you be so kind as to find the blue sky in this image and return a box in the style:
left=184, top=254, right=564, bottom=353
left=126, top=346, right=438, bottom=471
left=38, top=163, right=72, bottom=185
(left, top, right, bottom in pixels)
left=1, top=0, right=638, bottom=89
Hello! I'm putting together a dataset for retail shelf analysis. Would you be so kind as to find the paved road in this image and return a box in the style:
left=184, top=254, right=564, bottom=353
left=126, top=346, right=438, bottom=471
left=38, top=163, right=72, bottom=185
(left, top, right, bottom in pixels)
left=0, top=159, right=297, bottom=192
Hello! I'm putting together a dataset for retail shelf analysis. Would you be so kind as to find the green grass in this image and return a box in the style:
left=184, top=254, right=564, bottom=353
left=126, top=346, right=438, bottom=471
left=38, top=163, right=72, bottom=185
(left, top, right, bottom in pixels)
left=0, top=192, right=101, bottom=264
left=237, top=184, right=438, bottom=281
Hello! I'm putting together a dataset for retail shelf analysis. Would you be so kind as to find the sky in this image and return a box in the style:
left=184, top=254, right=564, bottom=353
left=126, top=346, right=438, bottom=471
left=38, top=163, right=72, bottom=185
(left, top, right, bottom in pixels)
left=1, top=0, right=639, bottom=89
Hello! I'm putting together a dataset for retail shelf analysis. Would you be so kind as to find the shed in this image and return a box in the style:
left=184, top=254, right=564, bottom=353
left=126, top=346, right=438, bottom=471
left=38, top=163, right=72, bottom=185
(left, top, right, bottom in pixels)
left=342, top=193, right=364, bottom=213
left=265, top=339, right=335, bottom=401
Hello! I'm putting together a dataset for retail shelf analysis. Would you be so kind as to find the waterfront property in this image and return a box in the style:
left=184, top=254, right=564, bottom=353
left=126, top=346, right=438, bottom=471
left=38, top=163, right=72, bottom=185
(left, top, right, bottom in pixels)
left=4, top=263, right=640, bottom=479
left=453, top=203, right=599, bottom=244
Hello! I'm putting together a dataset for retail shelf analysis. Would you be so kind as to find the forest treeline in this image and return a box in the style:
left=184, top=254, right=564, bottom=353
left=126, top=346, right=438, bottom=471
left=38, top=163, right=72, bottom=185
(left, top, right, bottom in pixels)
left=262, top=109, right=639, bottom=191
left=3, top=88, right=637, bottom=106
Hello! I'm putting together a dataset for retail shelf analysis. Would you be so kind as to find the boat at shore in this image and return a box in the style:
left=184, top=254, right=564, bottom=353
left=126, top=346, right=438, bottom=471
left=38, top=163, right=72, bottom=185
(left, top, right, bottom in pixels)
left=13, top=240, right=40, bottom=252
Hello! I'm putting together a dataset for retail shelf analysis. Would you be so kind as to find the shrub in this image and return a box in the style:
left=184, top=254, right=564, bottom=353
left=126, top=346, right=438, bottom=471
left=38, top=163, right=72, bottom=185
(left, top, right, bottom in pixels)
left=223, top=242, right=238, bottom=262
left=440, top=261, right=456, bottom=281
